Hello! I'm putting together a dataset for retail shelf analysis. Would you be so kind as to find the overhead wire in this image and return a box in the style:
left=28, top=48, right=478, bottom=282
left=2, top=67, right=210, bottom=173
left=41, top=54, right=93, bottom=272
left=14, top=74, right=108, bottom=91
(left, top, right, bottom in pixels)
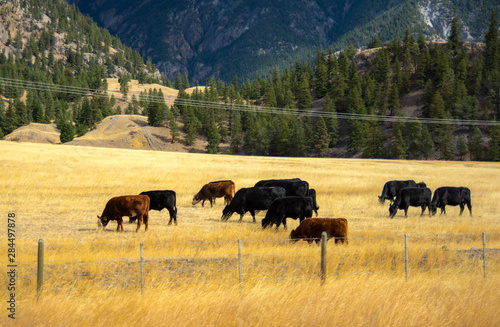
left=0, top=76, right=498, bottom=126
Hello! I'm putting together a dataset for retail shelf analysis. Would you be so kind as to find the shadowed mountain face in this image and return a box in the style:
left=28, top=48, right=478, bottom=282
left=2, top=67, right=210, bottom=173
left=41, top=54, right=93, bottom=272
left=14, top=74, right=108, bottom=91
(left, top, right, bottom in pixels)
left=68, top=0, right=499, bottom=83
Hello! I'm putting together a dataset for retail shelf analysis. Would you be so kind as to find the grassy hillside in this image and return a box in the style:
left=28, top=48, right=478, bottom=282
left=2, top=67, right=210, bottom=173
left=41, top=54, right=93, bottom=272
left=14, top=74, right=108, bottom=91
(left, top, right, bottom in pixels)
left=0, top=141, right=499, bottom=325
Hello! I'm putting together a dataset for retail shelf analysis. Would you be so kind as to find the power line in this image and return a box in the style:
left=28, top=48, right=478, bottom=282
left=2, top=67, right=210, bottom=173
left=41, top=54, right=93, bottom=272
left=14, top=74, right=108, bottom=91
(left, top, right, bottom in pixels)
left=0, top=77, right=498, bottom=126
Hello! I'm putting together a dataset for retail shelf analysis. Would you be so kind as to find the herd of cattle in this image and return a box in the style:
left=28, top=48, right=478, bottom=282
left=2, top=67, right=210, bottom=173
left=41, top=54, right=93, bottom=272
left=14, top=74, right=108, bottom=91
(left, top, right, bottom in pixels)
left=378, top=180, right=472, bottom=218
left=96, top=178, right=472, bottom=244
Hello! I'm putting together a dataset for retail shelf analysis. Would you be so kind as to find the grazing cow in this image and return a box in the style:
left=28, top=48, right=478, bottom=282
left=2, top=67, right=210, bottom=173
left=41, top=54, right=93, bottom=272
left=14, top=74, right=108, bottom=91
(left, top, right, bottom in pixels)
left=192, top=180, right=235, bottom=207
left=389, top=187, right=432, bottom=218
left=378, top=180, right=423, bottom=204
left=431, top=187, right=472, bottom=216
left=290, top=218, right=348, bottom=244
left=261, top=196, right=314, bottom=230
left=97, top=195, right=150, bottom=232
left=221, top=186, right=286, bottom=222
left=129, top=190, right=177, bottom=225
left=308, top=188, right=319, bottom=217
left=254, top=178, right=309, bottom=197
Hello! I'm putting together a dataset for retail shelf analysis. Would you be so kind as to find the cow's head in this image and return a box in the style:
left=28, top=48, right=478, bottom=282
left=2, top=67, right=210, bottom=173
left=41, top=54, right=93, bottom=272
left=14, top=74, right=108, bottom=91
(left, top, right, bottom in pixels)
left=430, top=205, right=437, bottom=216
left=388, top=204, right=398, bottom=218
left=221, top=205, right=233, bottom=221
left=289, top=229, right=299, bottom=242
left=192, top=194, right=202, bottom=205
left=261, top=218, right=271, bottom=229
left=378, top=196, right=386, bottom=204
left=97, top=215, right=109, bottom=228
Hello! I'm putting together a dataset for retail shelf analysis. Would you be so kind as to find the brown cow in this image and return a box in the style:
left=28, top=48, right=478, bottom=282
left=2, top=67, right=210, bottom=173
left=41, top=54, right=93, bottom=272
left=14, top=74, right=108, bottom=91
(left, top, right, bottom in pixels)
left=290, top=218, right=348, bottom=244
left=192, top=180, right=235, bottom=207
left=97, top=195, right=150, bottom=232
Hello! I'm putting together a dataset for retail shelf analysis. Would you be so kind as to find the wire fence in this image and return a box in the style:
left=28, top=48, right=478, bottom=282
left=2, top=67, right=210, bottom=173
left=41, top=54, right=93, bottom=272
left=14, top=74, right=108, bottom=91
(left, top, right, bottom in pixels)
left=3, top=232, right=500, bottom=297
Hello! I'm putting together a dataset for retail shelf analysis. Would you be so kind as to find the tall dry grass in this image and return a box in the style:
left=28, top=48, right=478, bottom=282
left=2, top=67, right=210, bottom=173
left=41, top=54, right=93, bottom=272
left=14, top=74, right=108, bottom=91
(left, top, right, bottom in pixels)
left=1, top=140, right=500, bottom=326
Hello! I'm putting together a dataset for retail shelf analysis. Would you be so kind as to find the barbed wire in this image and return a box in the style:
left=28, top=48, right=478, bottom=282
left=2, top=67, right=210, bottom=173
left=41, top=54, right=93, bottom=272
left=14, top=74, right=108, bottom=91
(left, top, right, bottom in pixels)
left=0, top=77, right=498, bottom=126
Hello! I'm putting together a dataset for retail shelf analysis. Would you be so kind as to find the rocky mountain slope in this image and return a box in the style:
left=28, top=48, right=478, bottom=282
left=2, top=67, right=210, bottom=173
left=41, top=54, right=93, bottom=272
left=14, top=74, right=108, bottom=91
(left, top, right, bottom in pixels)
left=67, top=0, right=499, bottom=83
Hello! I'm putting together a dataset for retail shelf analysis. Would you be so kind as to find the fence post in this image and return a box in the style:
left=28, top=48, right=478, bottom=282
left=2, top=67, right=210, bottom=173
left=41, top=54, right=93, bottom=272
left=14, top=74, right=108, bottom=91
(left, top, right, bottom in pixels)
left=37, top=239, right=44, bottom=296
left=482, top=232, right=487, bottom=279
left=405, top=234, right=409, bottom=281
left=140, top=241, right=145, bottom=294
left=320, top=232, right=327, bottom=285
left=238, top=240, right=242, bottom=293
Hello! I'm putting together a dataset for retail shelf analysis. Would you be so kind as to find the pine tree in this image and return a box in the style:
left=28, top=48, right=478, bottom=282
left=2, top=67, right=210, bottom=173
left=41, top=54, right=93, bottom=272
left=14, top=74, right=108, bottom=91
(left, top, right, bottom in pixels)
left=230, top=111, right=243, bottom=153
left=314, top=49, right=328, bottom=98
left=488, top=126, right=500, bottom=161
left=372, top=48, right=391, bottom=84
left=182, top=73, right=190, bottom=90
left=323, top=95, right=339, bottom=147
left=420, top=125, right=435, bottom=159
left=368, top=35, right=381, bottom=49
left=297, top=74, right=312, bottom=111
left=183, top=106, right=197, bottom=146
left=362, top=122, right=383, bottom=158
left=346, top=87, right=367, bottom=153
left=391, top=122, right=407, bottom=159
left=14, top=98, right=28, bottom=127
left=438, top=125, right=454, bottom=160
left=168, top=110, right=180, bottom=143
left=447, top=16, right=462, bottom=50
left=456, top=135, right=469, bottom=160
left=313, top=118, right=330, bottom=157
left=206, top=119, right=220, bottom=154
left=59, top=120, right=75, bottom=143
left=469, top=127, right=484, bottom=161
left=2, top=101, right=18, bottom=135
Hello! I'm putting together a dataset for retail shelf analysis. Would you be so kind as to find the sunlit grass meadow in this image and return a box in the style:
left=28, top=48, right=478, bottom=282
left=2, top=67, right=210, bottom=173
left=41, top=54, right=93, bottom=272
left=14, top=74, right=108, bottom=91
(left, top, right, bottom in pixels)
left=1, top=140, right=500, bottom=326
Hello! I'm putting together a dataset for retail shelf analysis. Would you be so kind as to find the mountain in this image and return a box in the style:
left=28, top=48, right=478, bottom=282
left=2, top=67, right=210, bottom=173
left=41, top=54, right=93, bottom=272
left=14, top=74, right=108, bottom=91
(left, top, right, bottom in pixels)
left=67, top=0, right=500, bottom=83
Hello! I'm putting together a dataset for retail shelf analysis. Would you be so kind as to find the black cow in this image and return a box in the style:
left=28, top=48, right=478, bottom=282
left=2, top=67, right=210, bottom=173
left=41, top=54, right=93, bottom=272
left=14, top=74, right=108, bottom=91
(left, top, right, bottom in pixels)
left=431, top=187, right=472, bottom=216
left=308, top=188, right=319, bottom=217
left=378, top=180, right=427, bottom=204
left=221, top=186, right=286, bottom=222
left=261, top=196, right=314, bottom=230
left=389, top=187, right=432, bottom=218
left=254, top=178, right=309, bottom=197
left=129, top=190, right=177, bottom=225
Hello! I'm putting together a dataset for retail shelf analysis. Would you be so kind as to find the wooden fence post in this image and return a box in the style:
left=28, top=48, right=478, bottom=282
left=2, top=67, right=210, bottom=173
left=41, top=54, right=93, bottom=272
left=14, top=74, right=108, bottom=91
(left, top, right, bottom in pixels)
left=405, top=234, right=409, bottom=281
left=37, top=239, right=44, bottom=296
left=320, top=232, right=327, bottom=285
left=140, top=241, right=145, bottom=294
left=238, top=240, right=242, bottom=294
left=482, top=232, right=487, bottom=279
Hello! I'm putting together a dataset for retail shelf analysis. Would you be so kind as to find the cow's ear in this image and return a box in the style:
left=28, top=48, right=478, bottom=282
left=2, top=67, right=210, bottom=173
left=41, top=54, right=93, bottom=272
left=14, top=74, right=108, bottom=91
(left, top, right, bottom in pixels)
left=97, top=215, right=100, bottom=219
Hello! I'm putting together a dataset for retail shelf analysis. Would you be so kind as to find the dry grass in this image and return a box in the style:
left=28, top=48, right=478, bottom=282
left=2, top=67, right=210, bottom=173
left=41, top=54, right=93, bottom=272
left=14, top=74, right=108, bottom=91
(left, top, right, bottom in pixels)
left=1, top=140, right=499, bottom=326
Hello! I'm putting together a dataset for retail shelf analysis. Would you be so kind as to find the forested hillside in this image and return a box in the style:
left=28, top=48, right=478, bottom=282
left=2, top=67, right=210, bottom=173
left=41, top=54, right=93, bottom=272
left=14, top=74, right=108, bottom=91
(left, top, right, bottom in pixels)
left=172, top=15, right=500, bottom=161
left=0, top=1, right=499, bottom=161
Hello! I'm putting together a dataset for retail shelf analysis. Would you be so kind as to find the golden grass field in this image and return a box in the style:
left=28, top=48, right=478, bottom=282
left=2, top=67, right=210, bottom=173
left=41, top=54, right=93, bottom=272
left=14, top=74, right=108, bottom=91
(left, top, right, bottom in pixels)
left=1, top=140, right=500, bottom=326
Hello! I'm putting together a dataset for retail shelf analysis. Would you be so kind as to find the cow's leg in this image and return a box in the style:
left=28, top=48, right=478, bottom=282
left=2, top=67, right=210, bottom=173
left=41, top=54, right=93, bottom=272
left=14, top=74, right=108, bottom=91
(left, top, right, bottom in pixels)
left=249, top=210, right=256, bottom=223
left=210, top=198, right=213, bottom=208
left=404, top=207, right=408, bottom=217
left=420, top=205, right=426, bottom=216
left=467, top=202, right=472, bottom=216
left=117, top=218, right=124, bottom=232
left=459, top=203, right=465, bottom=216
left=144, top=212, right=149, bottom=231
left=136, top=216, right=142, bottom=232
left=281, top=217, right=287, bottom=230
left=168, top=208, right=176, bottom=225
